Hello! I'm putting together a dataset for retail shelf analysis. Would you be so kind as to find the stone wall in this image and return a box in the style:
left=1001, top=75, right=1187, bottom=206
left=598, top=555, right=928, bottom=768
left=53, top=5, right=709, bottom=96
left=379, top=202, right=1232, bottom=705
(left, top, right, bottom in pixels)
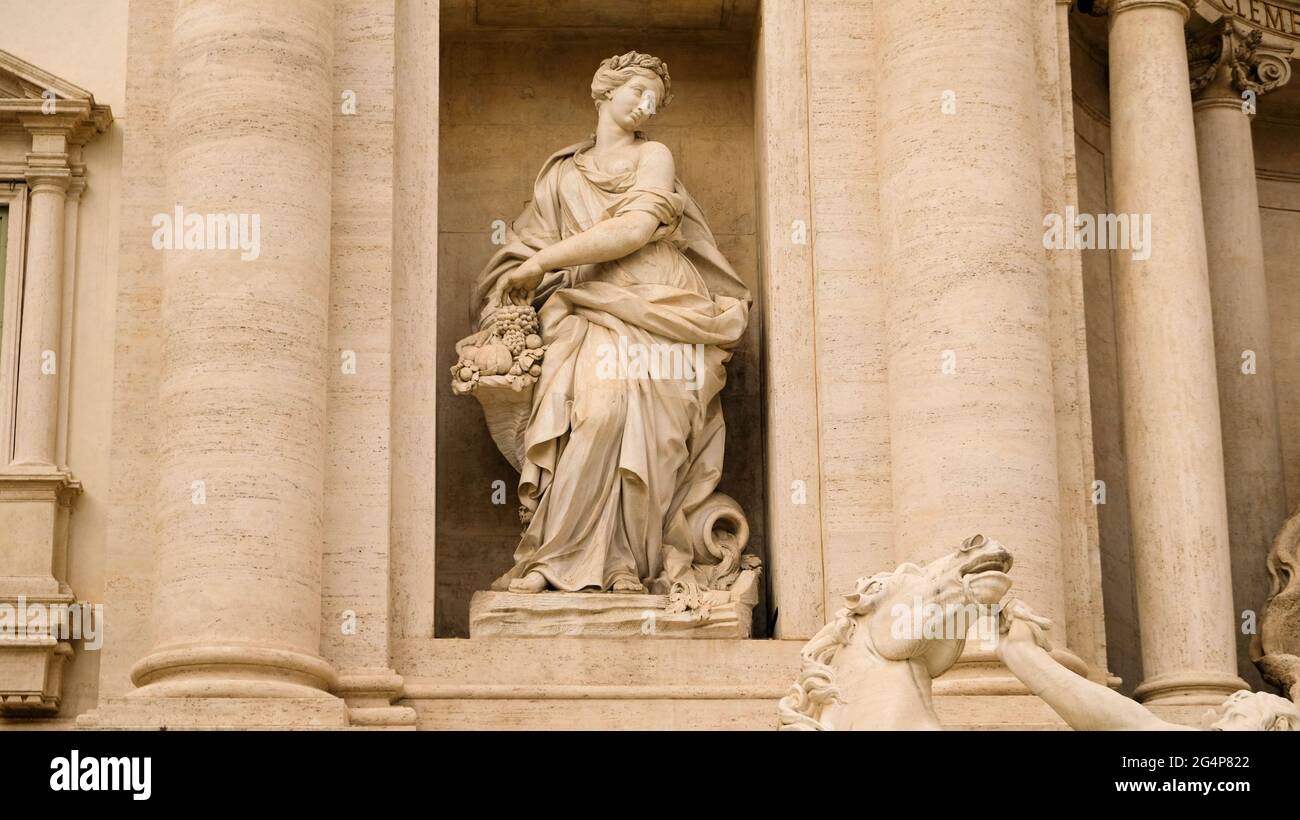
left=805, top=0, right=894, bottom=610
left=1256, top=117, right=1300, bottom=516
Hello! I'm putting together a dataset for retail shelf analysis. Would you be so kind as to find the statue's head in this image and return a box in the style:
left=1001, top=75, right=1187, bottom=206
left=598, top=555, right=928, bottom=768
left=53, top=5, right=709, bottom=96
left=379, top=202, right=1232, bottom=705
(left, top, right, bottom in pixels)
left=1204, top=690, right=1299, bottom=731
left=846, top=534, right=1014, bottom=677
left=591, top=51, right=672, bottom=131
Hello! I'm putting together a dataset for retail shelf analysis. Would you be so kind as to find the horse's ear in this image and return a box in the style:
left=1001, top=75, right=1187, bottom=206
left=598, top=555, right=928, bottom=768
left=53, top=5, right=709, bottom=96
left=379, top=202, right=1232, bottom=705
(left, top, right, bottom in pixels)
left=843, top=573, right=890, bottom=612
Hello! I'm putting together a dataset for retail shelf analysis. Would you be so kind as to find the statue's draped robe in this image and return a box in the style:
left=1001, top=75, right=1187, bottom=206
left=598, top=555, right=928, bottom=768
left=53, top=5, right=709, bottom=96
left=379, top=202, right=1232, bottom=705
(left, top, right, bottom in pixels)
left=468, top=138, right=750, bottom=592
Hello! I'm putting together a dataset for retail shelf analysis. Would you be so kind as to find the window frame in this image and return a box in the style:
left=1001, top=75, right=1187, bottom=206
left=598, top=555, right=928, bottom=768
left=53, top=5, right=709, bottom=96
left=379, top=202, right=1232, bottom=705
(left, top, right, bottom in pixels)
left=0, top=182, right=29, bottom=464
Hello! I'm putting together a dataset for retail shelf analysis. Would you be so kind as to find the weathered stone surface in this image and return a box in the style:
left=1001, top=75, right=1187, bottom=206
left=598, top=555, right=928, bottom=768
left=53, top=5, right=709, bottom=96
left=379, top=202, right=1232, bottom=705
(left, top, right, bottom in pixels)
left=470, top=569, right=759, bottom=639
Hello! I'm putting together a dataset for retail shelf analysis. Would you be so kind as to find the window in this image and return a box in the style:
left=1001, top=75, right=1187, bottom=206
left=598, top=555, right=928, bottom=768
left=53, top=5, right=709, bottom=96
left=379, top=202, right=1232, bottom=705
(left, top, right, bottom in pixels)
left=0, top=205, right=6, bottom=356
left=0, top=188, right=27, bottom=461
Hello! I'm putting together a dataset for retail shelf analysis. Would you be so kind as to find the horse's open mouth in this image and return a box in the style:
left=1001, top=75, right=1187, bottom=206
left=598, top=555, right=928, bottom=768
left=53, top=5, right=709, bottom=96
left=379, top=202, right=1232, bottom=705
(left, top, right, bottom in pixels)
left=960, top=548, right=1014, bottom=604
left=961, top=551, right=1013, bottom=578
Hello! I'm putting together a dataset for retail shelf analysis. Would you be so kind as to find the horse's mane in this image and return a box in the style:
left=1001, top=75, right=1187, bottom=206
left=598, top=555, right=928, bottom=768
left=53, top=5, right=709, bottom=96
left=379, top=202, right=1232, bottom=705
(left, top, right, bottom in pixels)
left=776, top=611, right=853, bottom=730
left=777, top=570, right=897, bottom=731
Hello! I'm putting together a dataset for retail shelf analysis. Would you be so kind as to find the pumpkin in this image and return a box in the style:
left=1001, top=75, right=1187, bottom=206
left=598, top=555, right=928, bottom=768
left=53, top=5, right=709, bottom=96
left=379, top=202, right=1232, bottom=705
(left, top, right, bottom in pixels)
left=475, top=342, right=514, bottom=376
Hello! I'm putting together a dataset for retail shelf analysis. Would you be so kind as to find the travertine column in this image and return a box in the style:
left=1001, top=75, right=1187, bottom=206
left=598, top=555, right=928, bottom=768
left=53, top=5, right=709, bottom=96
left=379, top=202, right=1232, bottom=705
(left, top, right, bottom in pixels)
left=755, top=0, right=825, bottom=639
left=12, top=132, right=69, bottom=467
left=1105, top=0, right=1247, bottom=704
left=130, top=0, right=338, bottom=700
left=1191, top=19, right=1293, bottom=689
left=877, top=2, right=1074, bottom=662
left=391, top=0, right=440, bottom=641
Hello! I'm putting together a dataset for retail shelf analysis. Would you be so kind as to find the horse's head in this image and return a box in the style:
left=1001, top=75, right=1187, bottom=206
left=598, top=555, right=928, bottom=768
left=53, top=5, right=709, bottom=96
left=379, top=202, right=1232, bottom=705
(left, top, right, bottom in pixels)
left=778, top=535, right=1016, bottom=730
left=846, top=534, right=1014, bottom=677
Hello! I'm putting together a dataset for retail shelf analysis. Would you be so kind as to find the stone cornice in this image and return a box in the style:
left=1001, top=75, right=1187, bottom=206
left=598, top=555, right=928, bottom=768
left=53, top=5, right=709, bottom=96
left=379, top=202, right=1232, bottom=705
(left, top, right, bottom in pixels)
left=0, top=469, right=82, bottom=504
left=1081, top=0, right=1199, bottom=17
left=0, top=49, right=113, bottom=146
left=24, top=147, right=71, bottom=192
left=1190, top=16, right=1295, bottom=104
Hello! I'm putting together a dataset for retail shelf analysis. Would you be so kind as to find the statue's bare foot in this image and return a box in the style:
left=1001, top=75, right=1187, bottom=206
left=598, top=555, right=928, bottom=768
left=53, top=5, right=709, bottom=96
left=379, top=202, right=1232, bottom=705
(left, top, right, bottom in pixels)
left=509, top=571, right=548, bottom=593
left=610, top=577, right=646, bottom=594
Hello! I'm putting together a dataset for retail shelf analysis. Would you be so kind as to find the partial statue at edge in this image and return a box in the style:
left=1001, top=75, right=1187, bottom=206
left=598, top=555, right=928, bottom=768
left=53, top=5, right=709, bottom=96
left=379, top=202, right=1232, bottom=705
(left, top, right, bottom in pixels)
left=778, top=534, right=1298, bottom=731
left=451, top=51, right=758, bottom=627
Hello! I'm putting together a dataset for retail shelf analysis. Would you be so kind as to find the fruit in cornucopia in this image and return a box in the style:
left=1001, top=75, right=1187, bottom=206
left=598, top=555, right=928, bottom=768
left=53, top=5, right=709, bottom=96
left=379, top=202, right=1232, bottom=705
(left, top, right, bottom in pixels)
left=528, top=365, right=541, bottom=377
left=457, top=367, right=474, bottom=382
left=474, top=342, right=514, bottom=376
left=525, top=334, right=542, bottom=350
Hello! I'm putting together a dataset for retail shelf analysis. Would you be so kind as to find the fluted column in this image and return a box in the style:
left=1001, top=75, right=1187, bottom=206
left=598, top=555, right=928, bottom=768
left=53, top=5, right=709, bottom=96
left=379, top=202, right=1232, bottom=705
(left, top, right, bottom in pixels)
left=877, top=1, right=1079, bottom=670
left=1191, top=19, right=1293, bottom=689
left=12, top=132, right=69, bottom=467
left=1104, top=0, right=1247, bottom=704
left=130, top=0, right=338, bottom=700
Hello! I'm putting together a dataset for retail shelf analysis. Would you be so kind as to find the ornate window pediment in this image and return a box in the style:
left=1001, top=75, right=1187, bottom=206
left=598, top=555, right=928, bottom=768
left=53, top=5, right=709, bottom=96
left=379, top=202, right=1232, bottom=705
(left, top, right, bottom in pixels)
left=0, top=48, right=112, bottom=129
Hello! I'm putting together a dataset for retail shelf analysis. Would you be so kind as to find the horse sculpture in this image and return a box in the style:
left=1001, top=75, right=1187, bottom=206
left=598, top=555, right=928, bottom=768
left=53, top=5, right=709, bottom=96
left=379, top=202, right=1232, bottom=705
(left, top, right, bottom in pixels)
left=778, top=534, right=1013, bottom=730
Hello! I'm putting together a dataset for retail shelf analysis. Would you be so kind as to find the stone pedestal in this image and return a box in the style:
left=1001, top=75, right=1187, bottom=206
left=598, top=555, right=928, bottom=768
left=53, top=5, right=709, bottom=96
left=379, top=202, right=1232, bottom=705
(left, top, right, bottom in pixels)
left=469, top=570, right=760, bottom=639
left=0, top=470, right=80, bottom=715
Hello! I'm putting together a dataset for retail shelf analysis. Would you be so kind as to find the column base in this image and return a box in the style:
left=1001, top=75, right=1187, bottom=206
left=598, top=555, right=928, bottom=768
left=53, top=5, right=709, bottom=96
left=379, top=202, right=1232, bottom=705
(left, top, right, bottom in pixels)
left=1133, top=671, right=1248, bottom=706
left=335, top=667, right=417, bottom=729
left=129, top=641, right=338, bottom=700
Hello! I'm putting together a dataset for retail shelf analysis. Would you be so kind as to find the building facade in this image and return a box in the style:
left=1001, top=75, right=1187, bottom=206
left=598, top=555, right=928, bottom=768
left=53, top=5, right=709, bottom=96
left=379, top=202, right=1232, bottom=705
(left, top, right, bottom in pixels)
left=0, top=0, right=1297, bottom=729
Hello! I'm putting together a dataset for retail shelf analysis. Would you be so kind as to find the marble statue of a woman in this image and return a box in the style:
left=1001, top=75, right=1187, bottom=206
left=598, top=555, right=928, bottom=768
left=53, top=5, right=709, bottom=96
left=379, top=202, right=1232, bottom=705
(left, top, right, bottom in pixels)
left=451, top=52, right=755, bottom=606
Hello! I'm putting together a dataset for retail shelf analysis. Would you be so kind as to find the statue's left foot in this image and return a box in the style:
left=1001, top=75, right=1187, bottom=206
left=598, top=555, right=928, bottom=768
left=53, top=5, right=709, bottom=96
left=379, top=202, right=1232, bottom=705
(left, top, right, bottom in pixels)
left=610, top=577, right=646, bottom=594
left=509, top=571, right=548, bottom=593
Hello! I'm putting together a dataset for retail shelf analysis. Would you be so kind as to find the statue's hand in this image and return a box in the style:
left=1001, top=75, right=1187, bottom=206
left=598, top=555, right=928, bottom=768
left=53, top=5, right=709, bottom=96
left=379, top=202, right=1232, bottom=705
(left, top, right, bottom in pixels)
left=998, top=598, right=1053, bottom=653
left=493, top=259, right=545, bottom=307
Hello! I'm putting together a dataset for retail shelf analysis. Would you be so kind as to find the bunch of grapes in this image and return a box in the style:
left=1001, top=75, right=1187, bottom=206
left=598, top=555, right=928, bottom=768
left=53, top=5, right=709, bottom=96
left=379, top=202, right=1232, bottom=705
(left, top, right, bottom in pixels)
left=493, top=304, right=539, bottom=357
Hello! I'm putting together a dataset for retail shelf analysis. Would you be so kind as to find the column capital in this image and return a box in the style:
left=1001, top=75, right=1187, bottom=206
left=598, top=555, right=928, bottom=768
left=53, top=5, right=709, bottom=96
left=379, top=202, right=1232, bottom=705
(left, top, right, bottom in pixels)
left=1082, top=0, right=1197, bottom=18
left=24, top=153, right=71, bottom=193
left=66, top=164, right=87, bottom=201
left=1189, top=18, right=1294, bottom=109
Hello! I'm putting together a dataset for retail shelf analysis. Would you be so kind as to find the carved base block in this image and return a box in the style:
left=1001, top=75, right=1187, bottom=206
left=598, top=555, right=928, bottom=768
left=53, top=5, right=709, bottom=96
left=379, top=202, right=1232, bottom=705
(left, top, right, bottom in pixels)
left=0, top=639, right=73, bottom=715
left=470, top=570, right=759, bottom=639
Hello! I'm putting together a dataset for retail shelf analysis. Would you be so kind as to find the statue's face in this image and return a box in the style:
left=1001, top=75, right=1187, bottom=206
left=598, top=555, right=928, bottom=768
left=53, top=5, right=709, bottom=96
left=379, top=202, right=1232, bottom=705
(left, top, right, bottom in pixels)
left=603, top=71, right=666, bottom=131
